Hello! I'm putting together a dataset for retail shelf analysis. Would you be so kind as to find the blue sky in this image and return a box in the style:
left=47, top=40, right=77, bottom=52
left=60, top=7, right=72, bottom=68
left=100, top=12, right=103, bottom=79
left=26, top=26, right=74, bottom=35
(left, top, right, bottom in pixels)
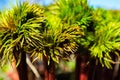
left=0, top=0, right=120, bottom=10
left=88, top=0, right=120, bottom=9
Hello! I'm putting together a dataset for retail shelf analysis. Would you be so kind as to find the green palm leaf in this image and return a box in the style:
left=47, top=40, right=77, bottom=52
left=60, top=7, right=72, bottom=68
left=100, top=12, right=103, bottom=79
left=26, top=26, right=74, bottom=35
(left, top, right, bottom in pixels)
left=0, top=2, right=46, bottom=66
left=90, top=22, right=120, bottom=68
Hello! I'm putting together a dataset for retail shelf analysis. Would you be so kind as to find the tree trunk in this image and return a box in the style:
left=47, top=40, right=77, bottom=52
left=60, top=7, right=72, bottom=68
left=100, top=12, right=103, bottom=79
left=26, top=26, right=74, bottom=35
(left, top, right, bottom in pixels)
left=44, top=57, right=55, bottom=80
left=44, top=68, right=55, bottom=80
left=87, top=59, right=96, bottom=80
left=115, top=65, right=120, bottom=80
left=15, top=52, right=28, bottom=80
left=75, top=54, right=89, bottom=80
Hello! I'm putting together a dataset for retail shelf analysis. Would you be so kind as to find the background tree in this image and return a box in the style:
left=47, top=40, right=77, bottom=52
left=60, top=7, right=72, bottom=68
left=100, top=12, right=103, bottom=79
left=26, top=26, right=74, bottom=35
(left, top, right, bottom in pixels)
left=89, top=8, right=120, bottom=80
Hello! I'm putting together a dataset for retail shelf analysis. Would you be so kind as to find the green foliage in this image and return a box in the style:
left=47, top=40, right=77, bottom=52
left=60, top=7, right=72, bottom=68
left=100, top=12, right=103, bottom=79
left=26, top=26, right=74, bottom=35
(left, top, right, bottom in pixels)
left=90, top=21, right=120, bottom=68
left=32, top=14, right=82, bottom=64
left=47, top=0, right=92, bottom=25
left=0, top=2, right=46, bottom=66
left=53, top=0, right=120, bottom=69
left=30, top=0, right=85, bottom=65
left=46, top=0, right=94, bottom=49
left=90, top=8, right=120, bottom=68
left=0, top=1, right=82, bottom=66
left=0, top=0, right=120, bottom=69
left=46, top=0, right=120, bottom=69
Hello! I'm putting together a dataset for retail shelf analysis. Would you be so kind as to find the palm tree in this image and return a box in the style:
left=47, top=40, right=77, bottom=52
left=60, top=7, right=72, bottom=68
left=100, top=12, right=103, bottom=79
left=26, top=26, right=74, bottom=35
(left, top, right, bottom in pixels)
left=77, top=9, right=118, bottom=80
left=90, top=9, right=120, bottom=80
left=45, top=0, right=94, bottom=80
left=38, top=13, right=82, bottom=80
left=0, top=2, right=46, bottom=80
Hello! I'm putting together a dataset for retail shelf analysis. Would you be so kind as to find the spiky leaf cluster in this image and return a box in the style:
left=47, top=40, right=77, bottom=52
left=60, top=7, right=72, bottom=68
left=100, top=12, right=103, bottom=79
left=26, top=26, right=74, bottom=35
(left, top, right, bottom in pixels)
left=90, top=9, right=120, bottom=68
left=0, top=2, right=45, bottom=66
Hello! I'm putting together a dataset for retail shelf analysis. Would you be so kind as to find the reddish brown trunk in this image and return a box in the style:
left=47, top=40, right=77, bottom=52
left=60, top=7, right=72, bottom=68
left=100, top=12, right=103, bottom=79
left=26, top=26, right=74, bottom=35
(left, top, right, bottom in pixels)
left=75, top=55, right=89, bottom=80
left=44, top=57, right=55, bottom=80
left=44, top=69, right=55, bottom=80
left=15, top=53, right=28, bottom=80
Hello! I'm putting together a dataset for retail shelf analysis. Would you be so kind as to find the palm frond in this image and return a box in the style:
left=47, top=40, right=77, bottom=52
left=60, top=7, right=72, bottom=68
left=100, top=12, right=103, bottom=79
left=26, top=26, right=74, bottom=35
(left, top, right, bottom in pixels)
left=0, top=2, right=46, bottom=66
left=90, top=22, right=120, bottom=68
